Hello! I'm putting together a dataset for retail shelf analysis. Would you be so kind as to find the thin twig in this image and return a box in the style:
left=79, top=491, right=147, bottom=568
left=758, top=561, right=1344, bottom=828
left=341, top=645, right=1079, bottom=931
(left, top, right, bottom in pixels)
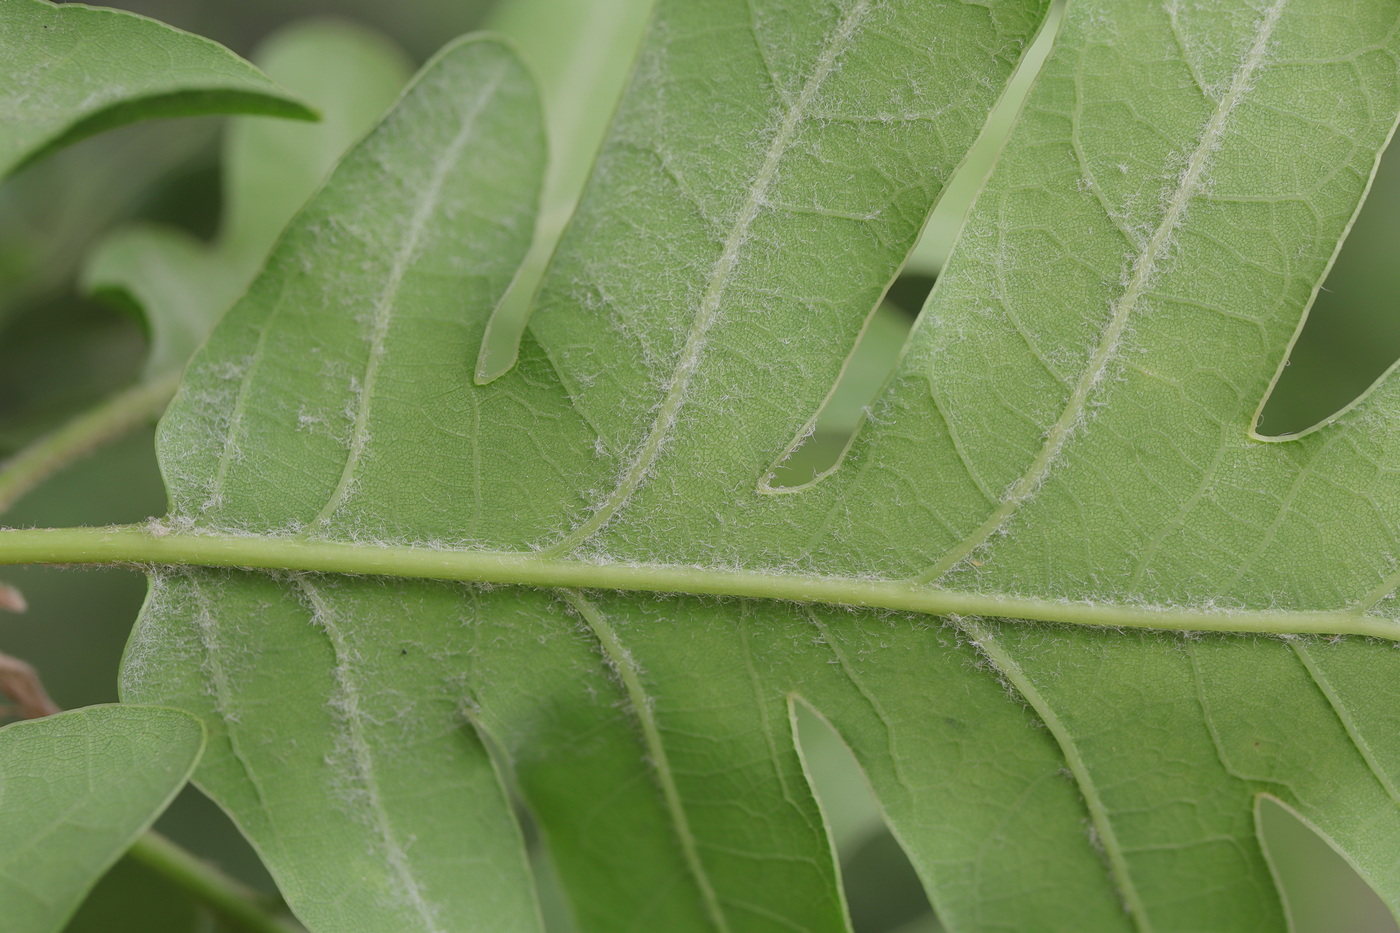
left=0, top=650, right=59, bottom=720
left=0, top=372, right=179, bottom=514
left=127, top=832, right=304, bottom=933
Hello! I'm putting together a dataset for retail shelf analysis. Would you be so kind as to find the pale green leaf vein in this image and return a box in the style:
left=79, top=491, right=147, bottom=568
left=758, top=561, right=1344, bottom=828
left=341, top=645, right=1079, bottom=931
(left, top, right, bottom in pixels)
left=308, top=64, right=509, bottom=530
left=562, top=591, right=732, bottom=933
left=1212, top=429, right=1339, bottom=599
left=961, top=618, right=1152, bottom=932
left=297, top=579, right=444, bottom=932
left=736, top=610, right=799, bottom=809
left=206, top=287, right=287, bottom=514
left=1292, top=643, right=1400, bottom=808
left=917, top=0, right=1289, bottom=584
left=186, top=574, right=275, bottom=819
left=543, top=0, right=873, bottom=555
left=1354, top=561, right=1400, bottom=614
left=2, top=525, right=1396, bottom=640
left=805, top=607, right=912, bottom=795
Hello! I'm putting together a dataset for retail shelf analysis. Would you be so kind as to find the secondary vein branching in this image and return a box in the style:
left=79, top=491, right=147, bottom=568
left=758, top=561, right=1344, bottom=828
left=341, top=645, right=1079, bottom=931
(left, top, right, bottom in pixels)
left=916, top=0, right=1289, bottom=585
left=960, top=619, right=1152, bottom=931
left=565, top=592, right=732, bottom=933
left=0, top=525, right=1392, bottom=641
left=307, top=64, right=507, bottom=531
left=541, top=0, right=872, bottom=555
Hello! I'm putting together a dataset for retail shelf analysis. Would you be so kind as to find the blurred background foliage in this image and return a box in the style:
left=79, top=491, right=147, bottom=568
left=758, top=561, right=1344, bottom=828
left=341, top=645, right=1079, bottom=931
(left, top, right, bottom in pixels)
left=1, top=1, right=1396, bottom=930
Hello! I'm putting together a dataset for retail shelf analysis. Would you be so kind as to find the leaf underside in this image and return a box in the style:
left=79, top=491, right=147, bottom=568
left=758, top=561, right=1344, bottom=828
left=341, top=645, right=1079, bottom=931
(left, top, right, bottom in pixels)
left=115, top=1, right=1400, bottom=932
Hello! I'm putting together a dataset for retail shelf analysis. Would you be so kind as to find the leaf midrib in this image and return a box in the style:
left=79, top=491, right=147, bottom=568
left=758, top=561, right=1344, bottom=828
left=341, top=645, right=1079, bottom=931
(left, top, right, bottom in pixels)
left=3, top=525, right=1393, bottom=641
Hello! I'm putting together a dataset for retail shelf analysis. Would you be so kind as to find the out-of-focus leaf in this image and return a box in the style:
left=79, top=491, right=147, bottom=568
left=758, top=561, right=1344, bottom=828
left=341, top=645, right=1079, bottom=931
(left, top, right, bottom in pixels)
left=475, top=0, right=654, bottom=377
left=0, top=705, right=204, bottom=933
left=217, top=20, right=411, bottom=266
left=84, top=20, right=410, bottom=378
left=487, top=0, right=653, bottom=223
left=0, top=121, right=215, bottom=330
left=65, top=856, right=206, bottom=933
left=0, top=0, right=314, bottom=181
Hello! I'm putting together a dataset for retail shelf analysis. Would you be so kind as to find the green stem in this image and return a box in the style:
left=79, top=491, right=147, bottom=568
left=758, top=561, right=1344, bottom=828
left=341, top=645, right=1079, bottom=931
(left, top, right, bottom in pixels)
left=0, top=524, right=1394, bottom=641
left=0, top=374, right=179, bottom=514
left=127, top=831, right=301, bottom=933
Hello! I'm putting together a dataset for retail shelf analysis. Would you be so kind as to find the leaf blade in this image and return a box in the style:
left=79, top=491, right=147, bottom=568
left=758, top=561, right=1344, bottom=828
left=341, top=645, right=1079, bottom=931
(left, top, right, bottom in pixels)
left=130, top=2, right=1057, bottom=930
left=83, top=21, right=412, bottom=379
left=0, top=0, right=313, bottom=181
left=0, top=705, right=204, bottom=933
left=110, top=0, right=1400, bottom=931
left=128, top=34, right=553, bottom=933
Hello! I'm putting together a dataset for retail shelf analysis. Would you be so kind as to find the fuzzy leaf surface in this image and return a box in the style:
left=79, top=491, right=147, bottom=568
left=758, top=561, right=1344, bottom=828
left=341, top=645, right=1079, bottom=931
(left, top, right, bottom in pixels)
left=0, top=0, right=313, bottom=181
left=128, top=34, right=552, bottom=933
left=116, top=1, right=1400, bottom=932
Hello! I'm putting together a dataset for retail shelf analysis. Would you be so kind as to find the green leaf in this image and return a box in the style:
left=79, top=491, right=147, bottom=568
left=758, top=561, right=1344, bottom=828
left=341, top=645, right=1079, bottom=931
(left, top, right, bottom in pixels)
left=0, top=0, right=314, bottom=182
left=486, top=0, right=653, bottom=225
left=0, top=705, right=204, bottom=933
left=122, top=2, right=1053, bottom=931
left=475, top=0, right=655, bottom=378
left=73, top=0, right=1400, bottom=931
left=83, top=21, right=411, bottom=379
left=65, top=855, right=212, bottom=933
left=125, top=34, right=551, bottom=933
